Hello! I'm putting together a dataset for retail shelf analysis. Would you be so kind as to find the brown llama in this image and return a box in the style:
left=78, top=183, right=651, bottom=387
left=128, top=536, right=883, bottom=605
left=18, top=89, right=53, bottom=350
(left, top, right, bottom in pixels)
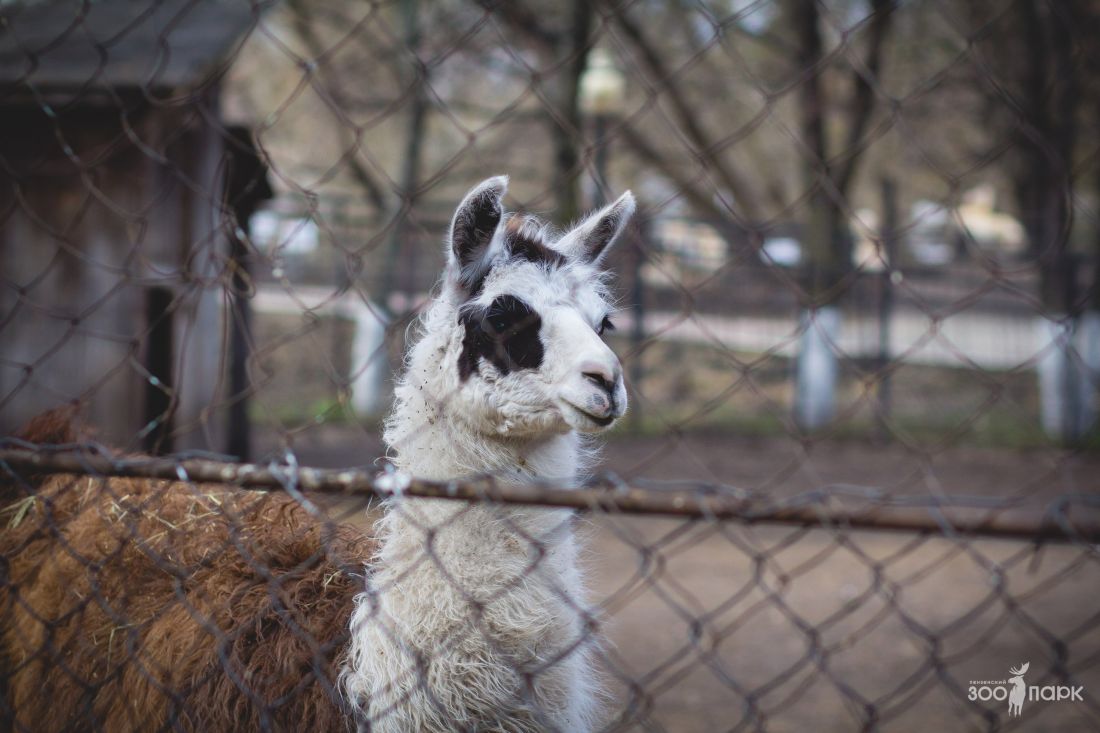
left=1, top=408, right=373, bottom=731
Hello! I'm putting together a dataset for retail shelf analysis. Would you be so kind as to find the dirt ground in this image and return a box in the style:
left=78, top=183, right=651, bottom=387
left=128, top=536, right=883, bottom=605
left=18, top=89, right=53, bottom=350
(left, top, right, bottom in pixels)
left=257, top=426, right=1100, bottom=732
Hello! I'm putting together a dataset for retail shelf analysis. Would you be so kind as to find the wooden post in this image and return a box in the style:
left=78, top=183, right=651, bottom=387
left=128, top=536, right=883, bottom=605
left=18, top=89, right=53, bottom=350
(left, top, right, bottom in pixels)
left=223, top=127, right=272, bottom=461
left=876, top=177, right=898, bottom=437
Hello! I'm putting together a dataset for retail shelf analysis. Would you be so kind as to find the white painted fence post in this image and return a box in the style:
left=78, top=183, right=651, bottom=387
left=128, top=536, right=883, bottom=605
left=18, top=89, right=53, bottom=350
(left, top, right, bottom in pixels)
left=1075, top=311, right=1100, bottom=437
left=349, top=304, right=389, bottom=416
left=794, top=306, right=841, bottom=430
left=1036, top=315, right=1098, bottom=442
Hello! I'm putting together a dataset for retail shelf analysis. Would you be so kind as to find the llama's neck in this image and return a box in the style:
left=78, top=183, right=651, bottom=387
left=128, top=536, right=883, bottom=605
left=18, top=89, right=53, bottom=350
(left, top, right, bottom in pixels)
left=386, top=385, right=581, bottom=486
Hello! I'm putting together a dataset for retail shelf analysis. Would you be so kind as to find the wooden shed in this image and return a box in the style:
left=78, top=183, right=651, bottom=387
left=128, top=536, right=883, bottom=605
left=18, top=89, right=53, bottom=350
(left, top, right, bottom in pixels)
left=0, top=0, right=269, bottom=452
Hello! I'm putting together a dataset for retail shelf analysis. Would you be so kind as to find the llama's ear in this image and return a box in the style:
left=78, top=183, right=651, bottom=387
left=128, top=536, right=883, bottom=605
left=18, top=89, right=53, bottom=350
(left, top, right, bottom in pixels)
left=564, top=191, right=635, bottom=265
left=449, top=176, right=508, bottom=280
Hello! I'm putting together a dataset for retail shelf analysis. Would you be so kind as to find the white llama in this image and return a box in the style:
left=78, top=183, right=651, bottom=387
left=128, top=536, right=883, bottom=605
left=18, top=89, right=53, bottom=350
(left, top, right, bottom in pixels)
left=342, top=176, right=635, bottom=732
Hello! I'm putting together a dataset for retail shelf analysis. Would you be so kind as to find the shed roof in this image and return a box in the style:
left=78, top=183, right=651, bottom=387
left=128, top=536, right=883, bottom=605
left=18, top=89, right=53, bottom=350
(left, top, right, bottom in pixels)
left=0, top=0, right=266, bottom=93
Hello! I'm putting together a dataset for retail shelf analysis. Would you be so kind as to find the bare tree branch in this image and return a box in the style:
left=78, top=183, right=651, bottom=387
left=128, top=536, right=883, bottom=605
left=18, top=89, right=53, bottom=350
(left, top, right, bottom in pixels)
left=617, top=124, right=731, bottom=223
left=286, top=0, right=389, bottom=212
left=475, top=0, right=590, bottom=223
left=473, top=0, right=562, bottom=50
left=554, top=0, right=593, bottom=223
left=834, top=0, right=894, bottom=195
left=795, top=0, right=828, bottom=180
left=609, top=3, right=762, bottom=220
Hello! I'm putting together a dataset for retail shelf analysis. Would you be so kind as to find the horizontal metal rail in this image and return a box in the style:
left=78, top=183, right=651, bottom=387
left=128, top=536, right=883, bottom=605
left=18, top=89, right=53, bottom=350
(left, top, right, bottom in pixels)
left=2, top=447, right=1098, bottom=543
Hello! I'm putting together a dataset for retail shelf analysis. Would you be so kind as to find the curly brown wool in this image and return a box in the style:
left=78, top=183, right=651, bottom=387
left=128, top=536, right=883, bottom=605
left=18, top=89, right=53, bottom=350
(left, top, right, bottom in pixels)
left=1, top=410, right=376, bottom=732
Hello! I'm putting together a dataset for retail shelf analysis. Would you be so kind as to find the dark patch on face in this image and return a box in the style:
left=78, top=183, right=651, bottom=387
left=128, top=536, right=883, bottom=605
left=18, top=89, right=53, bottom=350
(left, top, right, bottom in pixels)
left=458, top=295, right=544, bottom=381
left=505, top=228, right=567, bottom=269
left=461, top=221, right=567, bottom=302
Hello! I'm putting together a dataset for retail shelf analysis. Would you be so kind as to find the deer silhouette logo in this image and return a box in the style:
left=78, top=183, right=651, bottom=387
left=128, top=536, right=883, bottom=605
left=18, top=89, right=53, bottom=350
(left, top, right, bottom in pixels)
left=1008, top=662, right=1029, bottom=717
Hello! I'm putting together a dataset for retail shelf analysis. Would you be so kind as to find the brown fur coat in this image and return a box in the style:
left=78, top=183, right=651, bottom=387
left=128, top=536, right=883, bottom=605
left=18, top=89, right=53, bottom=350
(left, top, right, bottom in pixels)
left=1, top=411, right=376, bottom=732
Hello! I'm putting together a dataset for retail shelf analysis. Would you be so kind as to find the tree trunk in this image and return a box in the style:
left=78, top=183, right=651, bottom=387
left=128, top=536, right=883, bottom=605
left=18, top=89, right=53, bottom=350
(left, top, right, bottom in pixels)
left=1073, top=89, right=1100, bottom=438
left=1019, top=1, right=1081, bottom=441
left=476, top=0, right=591, bottom=225
left=551, top=0, right=592, bottom=225
left=789, top=0, right=891, bottom=432
left=792, top=0, right=841, bottom=430
left=382, top=0, right=428, bottom=315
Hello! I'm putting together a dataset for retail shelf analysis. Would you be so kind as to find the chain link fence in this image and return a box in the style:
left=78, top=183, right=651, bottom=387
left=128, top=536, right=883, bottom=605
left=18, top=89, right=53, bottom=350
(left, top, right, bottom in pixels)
left=2, top=0, right=1100, bottom=730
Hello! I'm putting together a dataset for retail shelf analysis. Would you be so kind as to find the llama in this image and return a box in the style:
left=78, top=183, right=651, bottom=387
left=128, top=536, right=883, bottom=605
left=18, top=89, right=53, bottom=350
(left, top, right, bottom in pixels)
left=342, top=176, right=633, bottom=731
left=1, top=176, right=634, bottom=732
left=1, top=409, right=371, bottom=731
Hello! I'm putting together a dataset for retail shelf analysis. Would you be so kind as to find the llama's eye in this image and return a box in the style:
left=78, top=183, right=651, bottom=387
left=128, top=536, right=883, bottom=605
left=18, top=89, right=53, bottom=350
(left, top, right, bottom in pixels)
left=597, top=316, right=615, bottom=335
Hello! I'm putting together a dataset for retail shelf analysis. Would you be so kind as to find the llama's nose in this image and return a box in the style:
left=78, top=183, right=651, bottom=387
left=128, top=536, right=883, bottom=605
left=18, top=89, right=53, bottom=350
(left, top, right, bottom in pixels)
left=580, top=361, right=619, bottom=396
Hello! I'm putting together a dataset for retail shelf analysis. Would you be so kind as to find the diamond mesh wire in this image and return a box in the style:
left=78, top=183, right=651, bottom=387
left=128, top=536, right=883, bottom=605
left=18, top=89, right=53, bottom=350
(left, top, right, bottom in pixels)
left=2, top=1, right=1100, bottom=731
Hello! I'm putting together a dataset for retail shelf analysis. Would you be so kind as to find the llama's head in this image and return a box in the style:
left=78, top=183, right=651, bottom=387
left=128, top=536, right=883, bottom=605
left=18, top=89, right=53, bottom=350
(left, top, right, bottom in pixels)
left=432, top=175, right=633, bottom=437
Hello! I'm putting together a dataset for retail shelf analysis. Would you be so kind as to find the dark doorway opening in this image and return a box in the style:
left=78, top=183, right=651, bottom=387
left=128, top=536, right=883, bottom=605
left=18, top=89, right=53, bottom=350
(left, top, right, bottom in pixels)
left=143, top=287, right=175, bottom=454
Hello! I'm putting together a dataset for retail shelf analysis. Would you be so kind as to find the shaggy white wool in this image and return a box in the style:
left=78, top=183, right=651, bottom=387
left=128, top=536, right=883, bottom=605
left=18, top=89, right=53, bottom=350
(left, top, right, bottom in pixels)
left=341, top=177, right=633, bottom=732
